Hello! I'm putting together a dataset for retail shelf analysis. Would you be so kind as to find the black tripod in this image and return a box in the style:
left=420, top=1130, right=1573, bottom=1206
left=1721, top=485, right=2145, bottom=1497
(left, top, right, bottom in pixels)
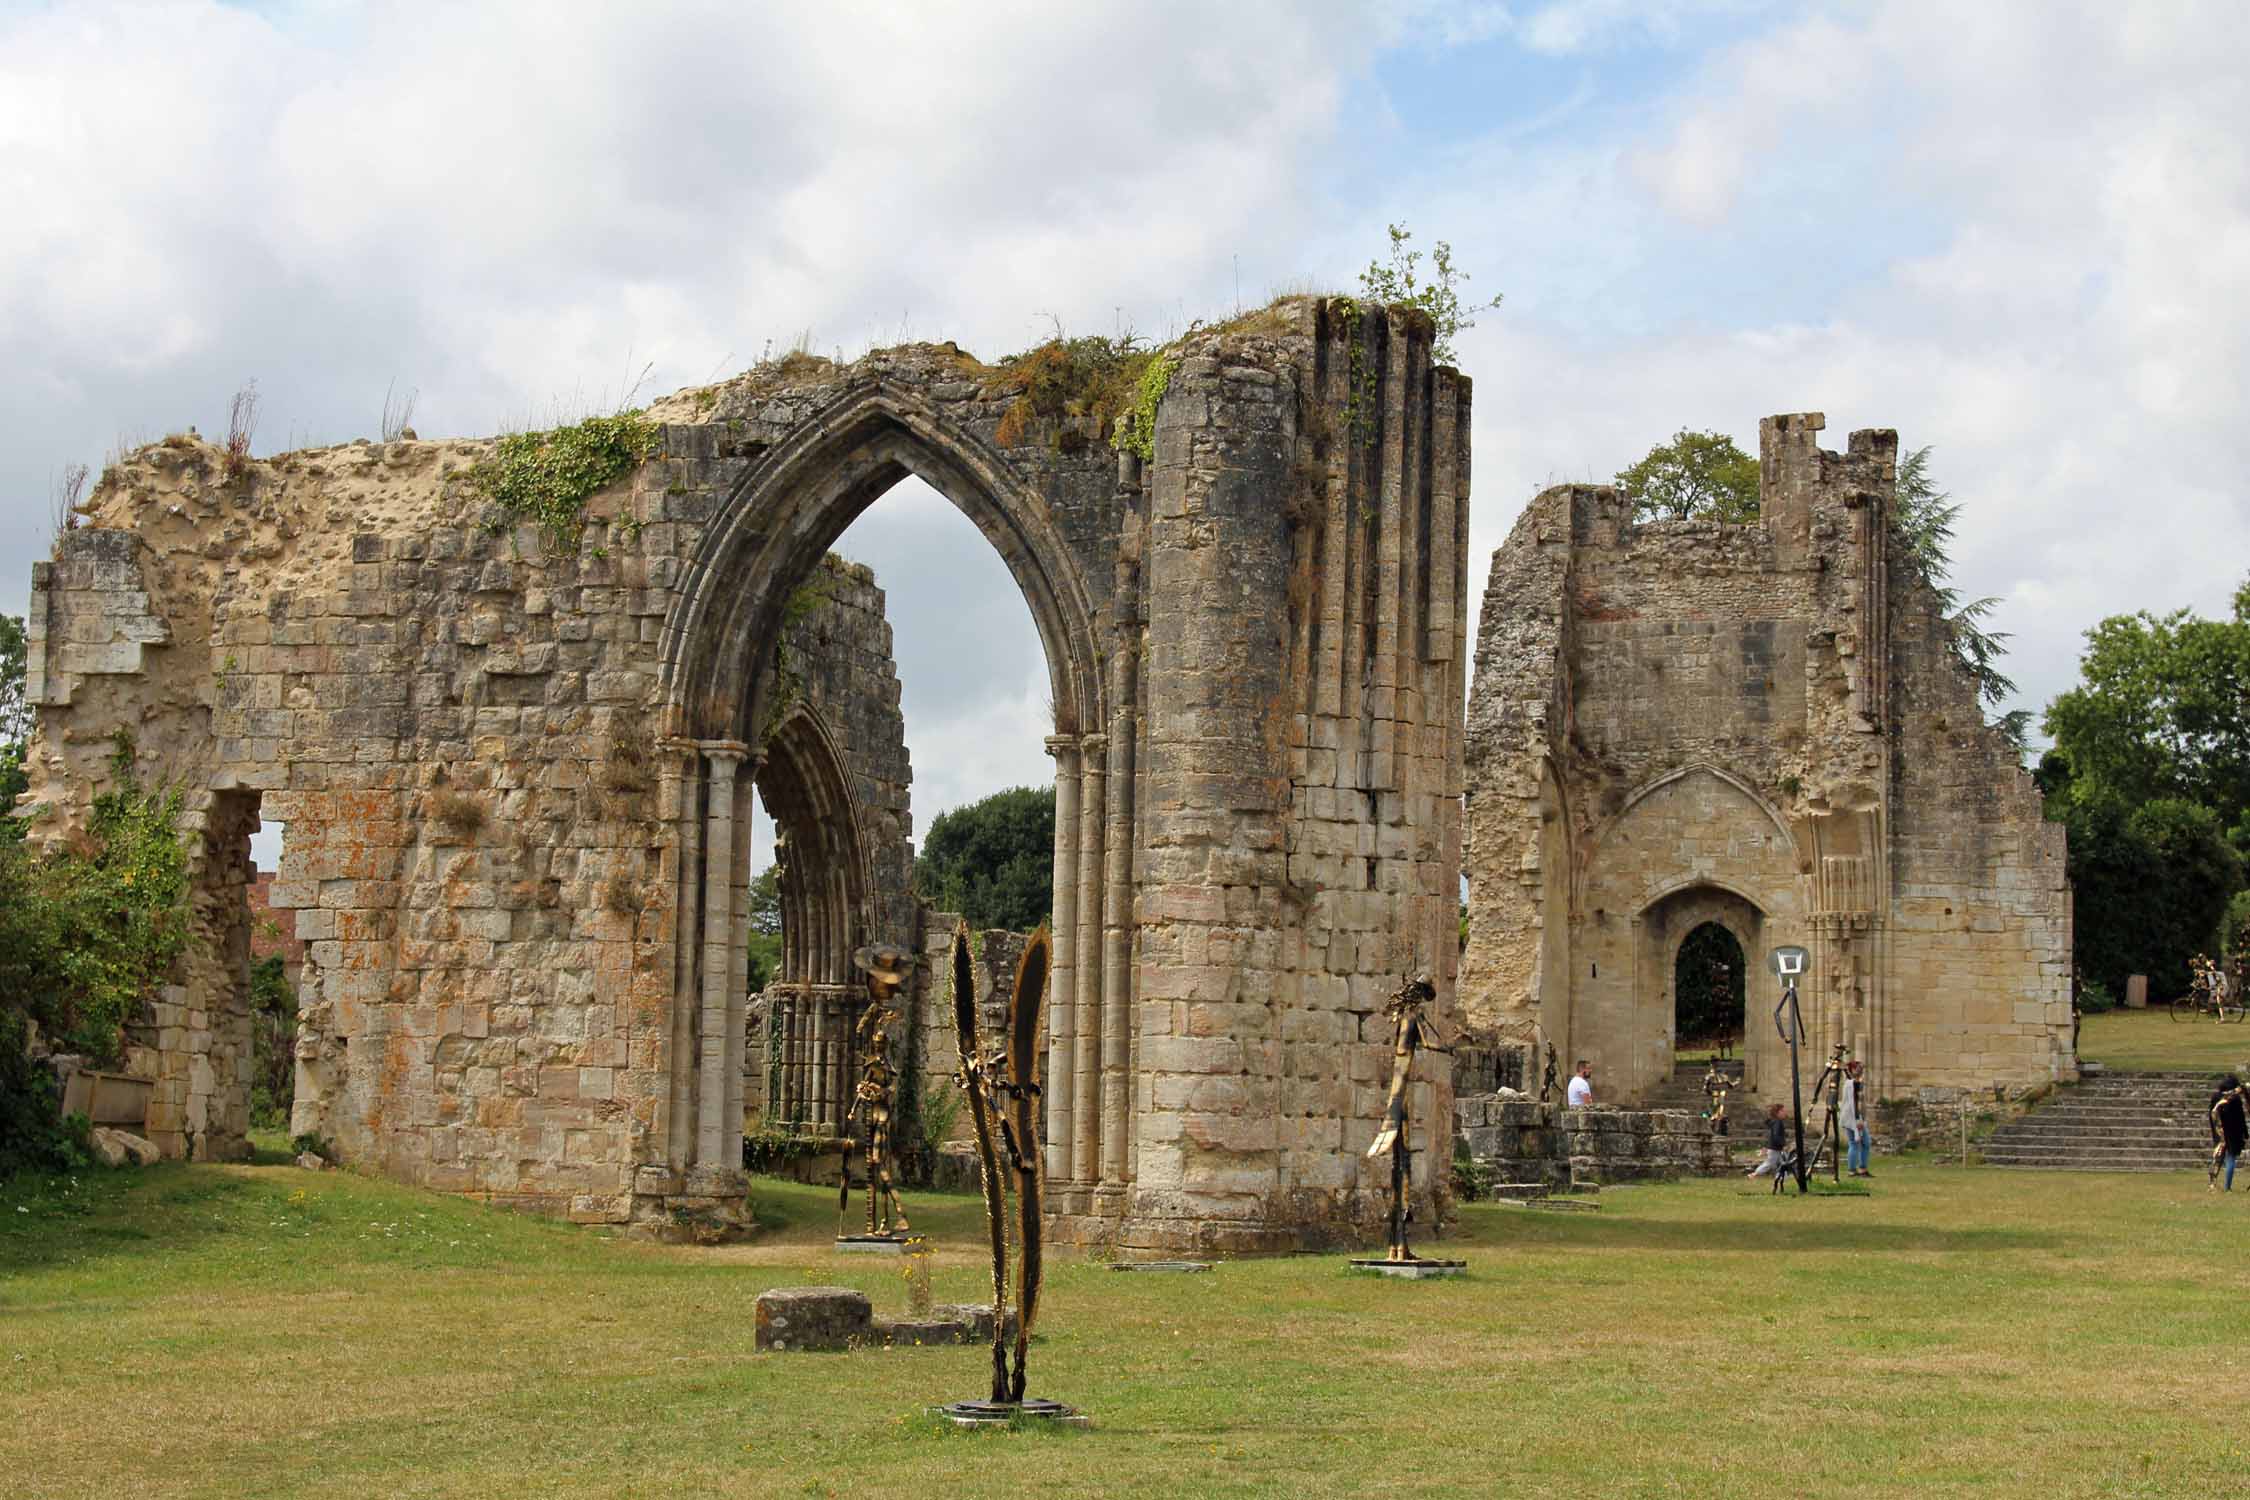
left=1803, top=1042, right=1847, bottom=1184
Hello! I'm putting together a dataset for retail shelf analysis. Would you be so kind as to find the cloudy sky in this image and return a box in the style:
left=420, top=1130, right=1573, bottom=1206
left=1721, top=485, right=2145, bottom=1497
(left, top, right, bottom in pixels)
left=6, top=0, right=2247, bottom=867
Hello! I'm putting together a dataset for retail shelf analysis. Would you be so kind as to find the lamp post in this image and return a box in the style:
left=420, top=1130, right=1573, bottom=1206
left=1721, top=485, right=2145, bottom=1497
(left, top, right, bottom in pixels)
left=1769, top=945, right=1811, bottom=1194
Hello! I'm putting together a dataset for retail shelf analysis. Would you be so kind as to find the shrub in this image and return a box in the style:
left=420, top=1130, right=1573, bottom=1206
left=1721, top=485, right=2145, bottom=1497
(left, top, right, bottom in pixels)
left=2077, top=978, right=2117, bottom=1015
left=472, top=411, right=657, bottom=550
left=249, top=954, right=296, bottom=1129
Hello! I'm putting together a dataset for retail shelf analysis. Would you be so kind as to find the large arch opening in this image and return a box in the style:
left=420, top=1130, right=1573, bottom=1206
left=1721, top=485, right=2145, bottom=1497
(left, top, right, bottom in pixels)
left=754, top=702, right=872, bottom=1135
left=661, top=382, right=1124, bottom=1210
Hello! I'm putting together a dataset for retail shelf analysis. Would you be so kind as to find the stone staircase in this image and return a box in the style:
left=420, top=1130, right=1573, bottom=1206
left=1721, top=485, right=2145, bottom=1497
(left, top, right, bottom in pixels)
left=1980, top=1071, right=2221, bottom=1171
left=1641, top=1057, right=1743, bottom=1116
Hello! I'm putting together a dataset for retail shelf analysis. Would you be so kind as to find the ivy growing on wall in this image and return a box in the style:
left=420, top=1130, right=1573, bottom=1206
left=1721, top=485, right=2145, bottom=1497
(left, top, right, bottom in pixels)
left=471, top=411, right=658, bottom=551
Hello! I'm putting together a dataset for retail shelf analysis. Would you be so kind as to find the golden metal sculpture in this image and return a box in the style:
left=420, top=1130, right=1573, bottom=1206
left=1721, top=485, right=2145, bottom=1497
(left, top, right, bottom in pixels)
left=839, top=942, right=914, bottom=1241
left=1701, top=1061, right=1734, bottom=1136
left=944, top=920, right=1072, bottom=1419
left=1363, top=974, right=1456, bottom=1264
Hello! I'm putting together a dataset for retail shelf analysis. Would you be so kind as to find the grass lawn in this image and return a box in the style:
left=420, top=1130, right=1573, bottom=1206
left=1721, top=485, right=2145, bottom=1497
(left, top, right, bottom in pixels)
left=2077, top=1006, right=2250, bottom=1074
left=3, top=1149, right=2244, bottom=1500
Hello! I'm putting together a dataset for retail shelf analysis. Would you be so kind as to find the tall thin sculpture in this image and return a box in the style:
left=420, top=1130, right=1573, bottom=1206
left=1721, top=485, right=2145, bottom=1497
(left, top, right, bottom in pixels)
left=1352, top=974, right=1464, bottom=1276
left=942, top=920, right=1078, bottom=1421
left=838, top=942, right=914, bottom=1243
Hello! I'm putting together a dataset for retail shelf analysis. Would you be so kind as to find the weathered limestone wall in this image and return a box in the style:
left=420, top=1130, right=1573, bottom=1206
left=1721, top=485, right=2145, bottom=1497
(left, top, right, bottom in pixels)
left=743, top=555, right=915, bottom=1135
left=22, top=298, right=1470, bottom=1252
left=1454, top=1094, right=1731, bottom=1189
left=1460, top=414, right=2070, bottom=1111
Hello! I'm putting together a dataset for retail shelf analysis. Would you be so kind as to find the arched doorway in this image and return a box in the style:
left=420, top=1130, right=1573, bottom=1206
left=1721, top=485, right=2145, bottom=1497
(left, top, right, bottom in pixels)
left=1632, top=882, right=1771, bottom=1101
left=756, top=701, right=872, bottom=1135
left=1673, top=921, right=1746, bottom=1055
left=660, top=382, right=1120, bottom=1202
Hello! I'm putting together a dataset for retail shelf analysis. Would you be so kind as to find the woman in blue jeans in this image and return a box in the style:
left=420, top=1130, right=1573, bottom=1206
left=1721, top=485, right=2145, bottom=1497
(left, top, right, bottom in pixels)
left=1841, top=1059, right=1873, bottom=1177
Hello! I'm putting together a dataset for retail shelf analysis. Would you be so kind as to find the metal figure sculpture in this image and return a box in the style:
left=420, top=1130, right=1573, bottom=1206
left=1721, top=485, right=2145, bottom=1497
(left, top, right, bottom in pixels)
left=947, top=920, right=1060, bottom=1413
left=1365, top=974, right=1454, bottom=1263
left=839, top=942, right=915, bottom=1240
left=1539, top=1041, right=1559, bottom=1105
left=1701, top=1060, right=1735, bottom=1136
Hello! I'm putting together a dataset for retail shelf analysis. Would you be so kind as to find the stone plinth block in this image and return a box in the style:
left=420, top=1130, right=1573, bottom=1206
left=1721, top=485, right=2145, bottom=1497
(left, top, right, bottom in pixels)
left=1349, top=1258, right=1467, bottom=1278
left=754, top=1286, right=871, bottom=1352
left=834, top=1235, right=909, bottom=1255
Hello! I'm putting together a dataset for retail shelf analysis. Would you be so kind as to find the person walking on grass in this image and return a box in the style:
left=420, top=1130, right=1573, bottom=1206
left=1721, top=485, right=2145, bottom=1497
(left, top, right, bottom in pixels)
left=1747, top=1103, right=1788, bottom=1179
left=1841, top=1059, right=1873, bottom=1178
left=2210, top=1075, right=2247, bottom=1192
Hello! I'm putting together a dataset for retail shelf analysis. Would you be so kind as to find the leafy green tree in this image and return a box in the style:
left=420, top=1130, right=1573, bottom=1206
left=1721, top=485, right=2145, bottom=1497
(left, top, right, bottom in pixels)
left=2058, top=795, right=2243, bottom=999
left=746, top=864, right=781, bottom=992
left=1358, top=223, right=1502, bottom=366
left=1614, top=430, right=1760, bottom=524
left=914, top=785, right=1055, bottom=932
left=1894, top=448, right=2026, bottom=746
left=2043, top=576, right=2250, bottom=848
left=0, top=615, right=27, bottom=815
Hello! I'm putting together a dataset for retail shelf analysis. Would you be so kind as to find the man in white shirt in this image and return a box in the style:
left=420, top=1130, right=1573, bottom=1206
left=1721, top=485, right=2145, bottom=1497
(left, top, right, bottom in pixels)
left=1565, top=1060, right=1594, bottom=1109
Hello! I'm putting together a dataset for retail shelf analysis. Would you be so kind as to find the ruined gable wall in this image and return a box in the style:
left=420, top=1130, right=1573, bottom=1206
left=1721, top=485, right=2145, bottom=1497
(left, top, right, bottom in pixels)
left=1461, top=413, right=2071, bottom=1107
left=773, top=554, right=915, bottom=958
left=1881, top=552, right=2073, bottom=1089
left=742, top=553, right=915, bottom=1130
left=1459, top=488, right=1578, bottom=1048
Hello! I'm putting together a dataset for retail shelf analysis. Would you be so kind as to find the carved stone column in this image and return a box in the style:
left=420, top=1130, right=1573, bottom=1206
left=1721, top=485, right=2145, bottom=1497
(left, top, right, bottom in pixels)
left=1072, top=735, right=1107, bottom=1186
left=1044, top=734, right=1081, bottom=1184
left=697, top=742, right=749, bottom=1166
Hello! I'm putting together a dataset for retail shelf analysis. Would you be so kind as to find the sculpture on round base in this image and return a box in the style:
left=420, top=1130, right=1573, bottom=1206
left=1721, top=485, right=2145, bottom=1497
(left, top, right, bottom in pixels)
left=934, top=1398, right=1089, bottom=1428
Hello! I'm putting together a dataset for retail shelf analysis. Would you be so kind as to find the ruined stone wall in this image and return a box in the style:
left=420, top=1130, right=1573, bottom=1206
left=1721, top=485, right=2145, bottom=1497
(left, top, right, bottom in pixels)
left=22, top=298, right=1470, bottom=1252
left=741, top=553, right=914, bottom=1131
left=1453, top=1094, right=1731, bottom=1189
left=1881, top=536, right=2074, bottom=1087
left=1460, top=414, right=2069, bottom=1110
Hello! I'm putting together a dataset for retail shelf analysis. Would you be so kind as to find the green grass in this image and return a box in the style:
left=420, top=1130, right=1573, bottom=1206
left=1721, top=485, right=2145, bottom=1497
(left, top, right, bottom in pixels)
left=2078, top=1006, right=2250, bottom=1073
left=3, top=1156, right=2245, bottom=1499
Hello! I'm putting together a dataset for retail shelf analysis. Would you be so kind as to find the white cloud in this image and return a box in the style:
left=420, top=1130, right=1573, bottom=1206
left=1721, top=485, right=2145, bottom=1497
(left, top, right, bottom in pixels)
left=1451, top=0, right=2250, bottom=738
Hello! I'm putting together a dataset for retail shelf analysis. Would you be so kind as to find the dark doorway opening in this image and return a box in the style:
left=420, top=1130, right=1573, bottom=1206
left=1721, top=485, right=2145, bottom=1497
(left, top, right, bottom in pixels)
left=1674, top=922, right=1747, bottom=1053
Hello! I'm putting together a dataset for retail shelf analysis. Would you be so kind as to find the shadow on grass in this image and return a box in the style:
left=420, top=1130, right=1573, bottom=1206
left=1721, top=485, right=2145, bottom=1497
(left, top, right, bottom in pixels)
left=0, top=1163, right=270, bottom=1278
left=1448, top=1201, right=2064, bottom=1256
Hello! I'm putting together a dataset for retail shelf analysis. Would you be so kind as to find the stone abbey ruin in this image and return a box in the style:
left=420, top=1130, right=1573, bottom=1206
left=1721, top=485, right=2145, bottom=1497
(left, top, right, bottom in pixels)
left=1458, top=415, right=2073, bottom=1111
left=20, top=297, right=2074, bottom=1247
left=24, top=299, right=1472, bottom=1253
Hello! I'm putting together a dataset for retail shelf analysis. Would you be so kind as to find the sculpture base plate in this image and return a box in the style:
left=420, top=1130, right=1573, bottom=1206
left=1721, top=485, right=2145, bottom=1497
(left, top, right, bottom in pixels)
left=835, top=1235, right=912, bottom=1254
left=934, top=1399, right=1089, bottom=1429
left=1108, top=1260, right=1212, bottom=1273
left=1348, top=1258, right=1467, bottom=1279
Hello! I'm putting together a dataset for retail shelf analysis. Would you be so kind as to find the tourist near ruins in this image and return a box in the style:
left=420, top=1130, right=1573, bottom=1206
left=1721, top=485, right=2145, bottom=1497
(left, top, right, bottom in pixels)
left=5, top=5, right=2247, bottom=1494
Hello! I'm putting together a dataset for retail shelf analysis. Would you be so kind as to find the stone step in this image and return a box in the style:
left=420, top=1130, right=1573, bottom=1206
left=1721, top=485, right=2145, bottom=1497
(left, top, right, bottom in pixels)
left=1980, top=1160, right=2205, bottom=1169
left=1984, top=1161, right=2205, bottom=1172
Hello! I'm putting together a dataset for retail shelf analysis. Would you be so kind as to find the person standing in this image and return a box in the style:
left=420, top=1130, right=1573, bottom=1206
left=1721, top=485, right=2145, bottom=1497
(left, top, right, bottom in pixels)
left=1841, top=1059, right=1872, bottom=1178
left=2211, top=1075, right=2247, bottom=1192
left=1747, top=1103, right=1789, bottom=1179
left=1566, top=1060, right=1594, bottom=1109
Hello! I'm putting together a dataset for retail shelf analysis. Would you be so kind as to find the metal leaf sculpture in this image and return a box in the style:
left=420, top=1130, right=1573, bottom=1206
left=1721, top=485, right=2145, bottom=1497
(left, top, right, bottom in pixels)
left=1004, top=928, right=1050, bottom=1401
left=949, top=919, right=1053, bottom=1406
left=951, top=922, right=1010, bottom=1404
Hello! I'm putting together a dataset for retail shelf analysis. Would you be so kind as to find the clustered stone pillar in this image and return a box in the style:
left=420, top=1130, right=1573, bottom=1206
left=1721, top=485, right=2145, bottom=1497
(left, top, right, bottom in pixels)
left=696, top=741, right=751, bottom=1169
left=1071, top=734, right=1106, bottom=1190
left=1043, top=734, right=1081, bottom=1183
